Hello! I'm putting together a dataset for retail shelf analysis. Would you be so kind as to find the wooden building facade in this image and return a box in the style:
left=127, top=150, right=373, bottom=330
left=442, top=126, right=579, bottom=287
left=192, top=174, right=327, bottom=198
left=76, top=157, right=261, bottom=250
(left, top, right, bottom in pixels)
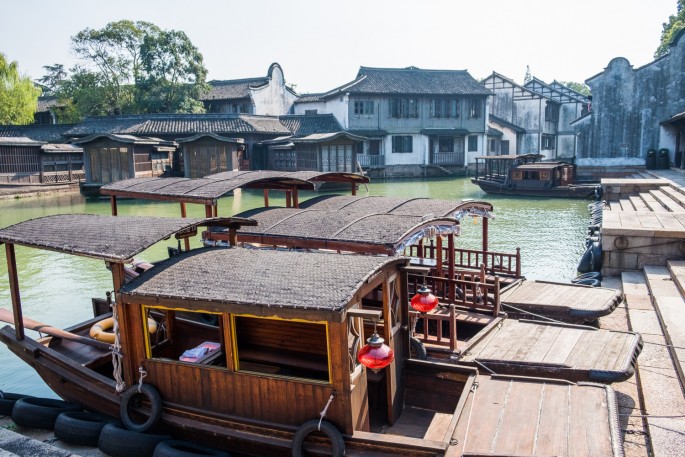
left=74, top=134, right=177, bottom=190
left=0, top=137, right=84, bottom=185
left=265, top=132, right=365, bottom=172
left=175, top=133, right=245, bottom=178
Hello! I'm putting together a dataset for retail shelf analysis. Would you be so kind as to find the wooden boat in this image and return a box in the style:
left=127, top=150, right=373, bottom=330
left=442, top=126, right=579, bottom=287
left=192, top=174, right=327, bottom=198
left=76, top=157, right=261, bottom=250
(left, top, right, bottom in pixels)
left=0, top=214, right=625, bottom=456
left=471, top=154, right=599, bottom=198
left=202, top=206, right=642, bottom=383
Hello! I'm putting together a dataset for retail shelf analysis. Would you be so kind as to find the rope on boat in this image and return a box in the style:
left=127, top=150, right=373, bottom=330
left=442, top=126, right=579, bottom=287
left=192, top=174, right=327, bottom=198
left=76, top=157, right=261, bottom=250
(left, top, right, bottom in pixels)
left=137, top=366, right=148, bottom=393
left=500, top=302, right=566, bottom=324
left=459, top=381, right=479, bottom=451
left=111, top=295, right=126, bottom=393
left=318, top=392, right=335, bottom=431
left=620, top=413, right=685, bottom=418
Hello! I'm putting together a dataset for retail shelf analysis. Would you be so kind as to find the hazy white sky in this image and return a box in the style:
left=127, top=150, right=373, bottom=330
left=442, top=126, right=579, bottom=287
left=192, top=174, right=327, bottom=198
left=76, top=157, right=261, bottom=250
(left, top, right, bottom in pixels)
left=1, top=0, right=678, bottom=93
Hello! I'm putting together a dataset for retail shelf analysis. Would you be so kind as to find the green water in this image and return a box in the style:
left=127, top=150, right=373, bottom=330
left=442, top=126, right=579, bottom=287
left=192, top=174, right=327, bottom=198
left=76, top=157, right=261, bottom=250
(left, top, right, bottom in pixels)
left=0, top=177, right=591, bottom=397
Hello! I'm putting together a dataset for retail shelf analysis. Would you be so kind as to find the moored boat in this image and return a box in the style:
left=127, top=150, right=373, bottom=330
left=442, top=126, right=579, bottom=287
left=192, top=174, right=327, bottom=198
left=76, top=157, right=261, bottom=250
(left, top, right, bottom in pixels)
left=471, top=154, right=599, bottom=198
left=0, top=214, right=626, bottom=456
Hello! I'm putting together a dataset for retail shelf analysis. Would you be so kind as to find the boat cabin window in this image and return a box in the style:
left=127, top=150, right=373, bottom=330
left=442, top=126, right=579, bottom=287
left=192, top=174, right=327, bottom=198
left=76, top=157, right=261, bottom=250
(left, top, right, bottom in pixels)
left=143, top=307, right=227, bottom=367
left=232, top=316, right=330, bottom=383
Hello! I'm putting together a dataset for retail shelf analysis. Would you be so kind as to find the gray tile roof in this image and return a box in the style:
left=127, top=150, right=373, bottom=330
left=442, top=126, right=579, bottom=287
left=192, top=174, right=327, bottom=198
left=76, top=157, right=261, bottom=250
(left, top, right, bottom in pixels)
left=489, top=114, right=526, bottom=134
left=315, top=66, right=491, bottom=99
left=62, top=114, right=291, bottom=137
left=36, top=96, right=62, bottom=112
left=0, top=124, right=76, bottom=142
left=120, top=247, right=405, bottom=317
left=200, top=77, right=269, bottom=101
left=279, top=114, right=342, bottom=136
left=295, top=93, right=325, bottom=103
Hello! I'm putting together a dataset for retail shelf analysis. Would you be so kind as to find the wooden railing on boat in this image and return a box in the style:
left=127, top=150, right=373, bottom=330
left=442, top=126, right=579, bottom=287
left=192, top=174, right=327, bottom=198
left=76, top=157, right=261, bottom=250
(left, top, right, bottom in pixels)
left=407, top=272, right=500, bottom=352
left=407, top=242, right=521, bottom=278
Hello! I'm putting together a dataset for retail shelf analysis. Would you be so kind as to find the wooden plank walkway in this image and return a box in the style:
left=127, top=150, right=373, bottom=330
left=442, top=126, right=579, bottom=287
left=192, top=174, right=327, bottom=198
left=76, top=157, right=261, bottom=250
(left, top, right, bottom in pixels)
left=447, top=376, right=618, bottom=457
left=500, top=280, right=622, bottom=320
left=461, top=320, right=640, bottom=381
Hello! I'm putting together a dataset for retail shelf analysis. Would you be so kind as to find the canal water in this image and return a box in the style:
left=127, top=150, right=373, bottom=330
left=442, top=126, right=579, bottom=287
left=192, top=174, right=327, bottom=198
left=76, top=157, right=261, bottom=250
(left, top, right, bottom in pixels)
left=0, top=176, right=591, bottom=397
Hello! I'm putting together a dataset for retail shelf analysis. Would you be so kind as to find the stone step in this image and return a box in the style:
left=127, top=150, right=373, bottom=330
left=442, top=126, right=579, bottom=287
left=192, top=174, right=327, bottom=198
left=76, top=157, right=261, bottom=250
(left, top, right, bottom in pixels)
left=649, top=189, right=685, bottom=212
left=622, top=269, right=685, bottom=456
left=628, top=195, right=651, bottom=211
left=639, top=192, right=670, bottom=212
left=660, top=185, right=685, bottom=208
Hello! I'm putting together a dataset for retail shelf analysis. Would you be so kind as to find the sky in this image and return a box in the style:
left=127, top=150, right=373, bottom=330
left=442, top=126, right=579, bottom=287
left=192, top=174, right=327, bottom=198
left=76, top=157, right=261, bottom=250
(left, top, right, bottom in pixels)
left=1, top=0, right=678, bottom=94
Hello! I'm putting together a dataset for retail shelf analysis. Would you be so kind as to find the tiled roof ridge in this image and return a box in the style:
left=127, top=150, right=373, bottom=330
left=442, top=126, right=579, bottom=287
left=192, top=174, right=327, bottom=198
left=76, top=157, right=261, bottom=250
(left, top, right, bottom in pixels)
left=208, top=76, right=269, bottom=85
left=359, top=65, right=469, bottom=73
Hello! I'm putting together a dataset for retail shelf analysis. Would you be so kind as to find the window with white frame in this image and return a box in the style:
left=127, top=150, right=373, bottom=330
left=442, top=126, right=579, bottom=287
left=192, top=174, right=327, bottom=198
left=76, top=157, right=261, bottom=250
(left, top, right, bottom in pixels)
left=432, top=98, right=459, bottom=118
left=468, top=135, right=478, bottom=152
left=541, top=134, right=555, bottom=150
left=353, top=101, right=374, bottom=115
left=392, top=136, right=413, bottom=153
left=389, top=98, right=419, bottom=118
left=468, top=99, right=482, bottom=119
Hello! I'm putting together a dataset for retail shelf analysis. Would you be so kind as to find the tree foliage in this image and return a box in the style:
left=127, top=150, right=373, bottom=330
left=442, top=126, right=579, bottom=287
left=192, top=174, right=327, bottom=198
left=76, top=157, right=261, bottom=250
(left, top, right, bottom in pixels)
left=655, top=0, right=685, bottom=58
left=41, top=20, right=208, bottom=121
left=559, top=81, right=591, bottom=96
left=0, top=53, right=41, bottom=124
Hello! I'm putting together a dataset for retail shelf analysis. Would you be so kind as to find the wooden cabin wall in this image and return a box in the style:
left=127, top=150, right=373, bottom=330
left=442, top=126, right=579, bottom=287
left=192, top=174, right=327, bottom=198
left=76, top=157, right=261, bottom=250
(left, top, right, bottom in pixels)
left=295, top=144, right=318, bottom=171
left=83, top=139, right=132, bottom=184
left=40, top=152, right=85, bottom=183
left=0, top=146, right=42, bottom=184
left=183, top=140, right=237, bottom=178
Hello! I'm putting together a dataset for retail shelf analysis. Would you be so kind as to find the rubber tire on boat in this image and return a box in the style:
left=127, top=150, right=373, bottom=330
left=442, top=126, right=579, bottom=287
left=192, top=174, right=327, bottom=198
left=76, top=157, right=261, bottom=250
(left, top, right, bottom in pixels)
left=11, top=397, right=81, bottom=430
left=0, top=391, right=32, bottom=416
left=577, top=246, right=593, bottom=273
left=54, top=411, right=119, bottom=446
left=506, top=182, right=515, bottom=190
left=153, top=439, right=231, bottom=457
left=410, top=337, right=428, bottom=360
left=291, top=419, right=345, bottom=457
left=575, top=271, right=602, bottom=280
left=590, top=241, right=603, bottom=272
left=543, top=181, right=552, bottom=189
left=120, top=384, right=163, bottom=433
left=99, top=422, right=172, bottom=457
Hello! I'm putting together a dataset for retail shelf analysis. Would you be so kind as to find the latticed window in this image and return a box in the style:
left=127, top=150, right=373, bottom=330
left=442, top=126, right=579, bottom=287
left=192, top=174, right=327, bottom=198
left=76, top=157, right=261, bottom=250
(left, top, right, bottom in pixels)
left=353, top=100, right=374, bottom=115
left=389, top=98, right=418, bottom=118
left=392, top=136, right=413, bottom=153
left=432, top=98, right=459, bottom=118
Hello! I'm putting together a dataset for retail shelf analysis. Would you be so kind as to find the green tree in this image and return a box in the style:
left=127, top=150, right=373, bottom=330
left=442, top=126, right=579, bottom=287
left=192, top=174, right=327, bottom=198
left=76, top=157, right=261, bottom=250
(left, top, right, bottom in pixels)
left=559, top=81, right=591, bottom=96
left=136, top=29, right=209, bottom=113
left=655, top=0, right=685, bottom=58
left=40, top=20, right=208, bottom=120
left=0, top=53, right=41, bottom=124
left=523, top=65, right=532, bottom=84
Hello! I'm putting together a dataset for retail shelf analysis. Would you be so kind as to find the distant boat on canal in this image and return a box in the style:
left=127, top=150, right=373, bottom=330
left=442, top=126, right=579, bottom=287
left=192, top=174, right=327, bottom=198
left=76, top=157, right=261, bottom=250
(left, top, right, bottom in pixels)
left=471, top=154, right=599, bottom=198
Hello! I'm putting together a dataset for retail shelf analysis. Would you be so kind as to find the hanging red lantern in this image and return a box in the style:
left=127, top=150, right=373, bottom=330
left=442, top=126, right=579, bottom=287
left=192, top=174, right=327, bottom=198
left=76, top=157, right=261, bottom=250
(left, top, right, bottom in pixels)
left=358, top=331, right=394, bottom=371
left=411, top=285, right=439, bottom=313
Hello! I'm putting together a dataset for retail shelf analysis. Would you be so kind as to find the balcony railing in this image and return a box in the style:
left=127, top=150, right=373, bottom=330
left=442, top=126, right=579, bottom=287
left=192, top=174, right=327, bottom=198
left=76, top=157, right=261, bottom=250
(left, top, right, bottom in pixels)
left=431, top=152, right=464, bottom=165
left=357, top=154, right=385, bottom=167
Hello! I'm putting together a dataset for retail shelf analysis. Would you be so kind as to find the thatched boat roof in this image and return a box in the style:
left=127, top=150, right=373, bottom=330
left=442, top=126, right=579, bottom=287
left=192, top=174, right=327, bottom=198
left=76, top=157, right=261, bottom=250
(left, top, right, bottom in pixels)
left=100, top=171, right=369, bottom=205
left=0, top=214, right=254, bottom=262
left=299, top=195, right=494, bottom=218
left=232, top=207, right=457, bottom=254
left=120, top=247, right=406, bottom=321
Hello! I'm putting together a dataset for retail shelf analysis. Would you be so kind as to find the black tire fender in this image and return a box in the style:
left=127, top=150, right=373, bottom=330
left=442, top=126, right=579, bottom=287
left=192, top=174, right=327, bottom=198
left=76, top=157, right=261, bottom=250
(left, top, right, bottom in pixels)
left=54, top=410, right=119, bottom=446
left=0, top=391, right=32, bottom=416
left=99, top=422, right=172, bottom=457
left=153, top=439, right=231, bottom=457
left=120, top=384, right=163, bottom=433
left=410, top=336, right=428, bottom=360
left=11, top=397, right=81, bottom=430
left=291, top=419, right=345, bottom=457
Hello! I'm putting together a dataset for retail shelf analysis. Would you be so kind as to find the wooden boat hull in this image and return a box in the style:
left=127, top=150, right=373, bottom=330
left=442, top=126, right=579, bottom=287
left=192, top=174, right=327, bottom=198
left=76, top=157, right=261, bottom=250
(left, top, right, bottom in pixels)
left=0, top=325, right=624, bottom=457
left=471, top=178, right=597, bottom=198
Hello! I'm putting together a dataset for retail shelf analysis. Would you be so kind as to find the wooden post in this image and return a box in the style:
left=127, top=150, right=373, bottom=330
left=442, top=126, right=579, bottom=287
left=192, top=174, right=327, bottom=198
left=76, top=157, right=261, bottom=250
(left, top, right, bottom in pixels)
left=5, top=244, right=24, bottom=340
left=447, top=233, right=455, bottom=302
left=516, top=247, right=521, bottom=278
left=110, top=196, right=118, bottom=216
left=482, top=217, right=489, bottom=269
left=436, top=236, right=443, bottom=278
left=213, top=204, right=218, bottom=218
left=110, top=263, right=134, bottom=384
left=449, top=304, right=457, bottom=353
left=228, top=227, right=237, bottom=247
left=493, top=277, right=501, bottom=316
left=263, top=189, right=269, bottom=208
left=285, top=190, right=292, bottom=208
left=204, top=205, right=213, bottom=218
left=293, top=188, right=299, bottom=208
left=180, top=203, right=190, bottom=251
left=351, top=182, right=356, bottom=196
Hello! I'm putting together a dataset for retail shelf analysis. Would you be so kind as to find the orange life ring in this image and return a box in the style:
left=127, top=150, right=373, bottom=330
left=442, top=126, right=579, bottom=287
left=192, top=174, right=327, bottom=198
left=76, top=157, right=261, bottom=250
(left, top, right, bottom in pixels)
left=89, top=317, right=157, bottom=344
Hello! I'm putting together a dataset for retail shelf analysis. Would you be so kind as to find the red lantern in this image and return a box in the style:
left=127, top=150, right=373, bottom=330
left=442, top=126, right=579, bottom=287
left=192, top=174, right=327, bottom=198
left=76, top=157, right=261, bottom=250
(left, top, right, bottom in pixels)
left=358, top=331, right=394, bottom=371
left=411, top=285, right=439, bottom=313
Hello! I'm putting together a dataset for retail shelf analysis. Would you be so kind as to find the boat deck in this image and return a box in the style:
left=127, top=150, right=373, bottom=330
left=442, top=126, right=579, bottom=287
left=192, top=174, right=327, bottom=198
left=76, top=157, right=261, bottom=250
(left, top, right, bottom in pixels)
left=448, top=375, right=620, bottom=457
left=500, top=280, right=622, bottom=322
left=460, top=319, right=642, bottom=382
